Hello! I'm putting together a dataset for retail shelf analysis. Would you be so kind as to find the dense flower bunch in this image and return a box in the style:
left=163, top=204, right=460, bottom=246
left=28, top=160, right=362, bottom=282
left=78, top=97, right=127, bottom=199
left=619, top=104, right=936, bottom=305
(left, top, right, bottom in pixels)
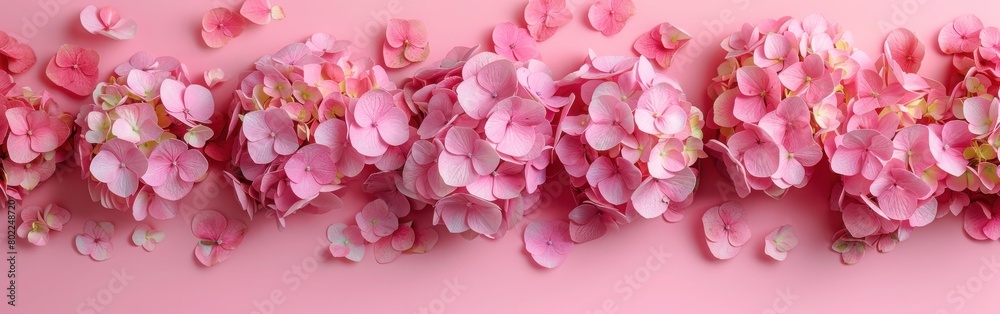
left=1, top=71, right=74, bottom=200
left=405, top=50, right=561, bottom=240
left=552, top=52, right=703, bottom=251
left=936, top=15, right=1000, bottom=242
left=707, top=15, right=863, bottom=199
left=823, top=28, right=962, bottom=264
left=224, top=33, right=405, bottom=229
left=75, top=52, right=219, bottom=221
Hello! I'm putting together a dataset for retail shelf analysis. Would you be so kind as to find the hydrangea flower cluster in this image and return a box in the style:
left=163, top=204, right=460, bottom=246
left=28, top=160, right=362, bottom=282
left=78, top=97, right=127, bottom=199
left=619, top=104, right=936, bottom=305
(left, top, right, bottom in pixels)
left=1, top=72, right=74, bottom=200
left=936, top=15, right=1000, bottom=242
left=406, top=50, right=561, bottom=240
left=224, top=33, right=403, bottom=229
left=75, top=52, right=216, bottom=221
left=551, top=52, right=703, bottom=256
left=823, top=28, right=960, bottom=264
left=707, top=15, right=862, bottom=199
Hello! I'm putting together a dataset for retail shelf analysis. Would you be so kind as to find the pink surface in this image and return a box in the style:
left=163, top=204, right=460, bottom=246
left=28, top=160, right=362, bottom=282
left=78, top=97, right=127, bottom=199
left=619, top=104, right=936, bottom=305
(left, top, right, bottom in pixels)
left=5, top=0, right=1000, bottom=313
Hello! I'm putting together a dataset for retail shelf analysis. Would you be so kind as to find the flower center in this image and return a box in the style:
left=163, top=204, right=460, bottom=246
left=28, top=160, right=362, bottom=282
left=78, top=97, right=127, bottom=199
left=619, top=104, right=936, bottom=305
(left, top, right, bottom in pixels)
left=546, top=240, right=553, bottom=245
left=305, top=166, right=311, bottom=172
left=371, top=218, right=378, bottom=225
left=491, top=92, right=498, bottom=98
left=120, top=163, right=127, bottom=169
left=467, top=152, right=473, bottom=159
left=724, top=225, right=731, bottom=231
left=270, top=132, right=276, bottom=137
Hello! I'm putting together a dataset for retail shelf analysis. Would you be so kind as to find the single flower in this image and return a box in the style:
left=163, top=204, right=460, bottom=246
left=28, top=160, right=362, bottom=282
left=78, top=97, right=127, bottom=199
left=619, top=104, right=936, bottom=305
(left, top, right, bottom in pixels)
left=142, top=139, right=209, bottom=201
left=192, top=210, right=247, bottom=266
left=327, top=223, right=365, bottom=262
left=75, top=220, right=115, bottom=261
left=131, top=223, right=165, bottom=252
left=524, top=220, right=573, bottom=268
left=493, top=22, right=538, bottom=62
left=703, top=202, right=750, bottom=260
left=383, top=19, right=430, bottom=68
left=587, top=0, right=635, bottom=36
left=201, top=8, right=245, bottom=48
left=90, top=138, right=149, bottom=197
left=764, top=224, right=797, bottom=261
left=524, top=0, right=573, bottom=42
left=80, top=5, right=138, bottom=40
left=44, top=44, right=100, bottom=96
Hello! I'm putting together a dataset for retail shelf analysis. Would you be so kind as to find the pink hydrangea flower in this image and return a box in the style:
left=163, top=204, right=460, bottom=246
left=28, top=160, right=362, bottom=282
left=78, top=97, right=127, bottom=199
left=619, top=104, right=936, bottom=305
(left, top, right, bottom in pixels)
left=44, top=44, right=100, bottom=96
left=372, top=224, right=415, bottom=264
left=285, top=144, right=336, bottom=198
left=524, top=0, right=573, bottom=42
left=356, top=199, right=399, bottom=243
left=242, top=108, right=299, bottom=164
left=456, top=58, right=516, bottom=119
left=964, top=202, right=1000, bottom=241
left=349, top=89, right=409, bottom=157
left=15, top=204, right=70, bottom=246
left=753, top=34, right=795, bottom=71
left=201, top=8, right=245, bottom=48
left=938, top=15, right=983, bottom=54
left=142, top=139, right=209, bottom=201
left=830, top=130, right=893, bottom=180
left=568, top=203, right=626, bottom=243
left=4, top=106, right=70, bottom=163
left=884, top=28, right=925, bottom=73
left=484, top=97, right=545, bottom=157
left=192, top=210, right=247, bottom=266
left=0, top=31, right=37, bottom=74
left=585, top=95, right=635, bottom=151
left=327, top=223, right=365, bottom=262
left=929, top=121, right=976, bottom=177
left=703, top=202, right=750, bottom=260
left=437, top=127, right=500, bottom=187
left=160, top=79, right=215, bottom=126
left=633, top=23, right=690, bottom=68
left=131, top=224, right=165, bottom=252
left=586, top=156, right=641, bottom=205
left=75, top=220, right=114, bottom=261
left=80, top=5, right=137, bottom=40
left=493, top=22, right=538, bottom=62
left=524, top=220, right=573, bottom=268
left=433, top=193, right=502, bottom=235
left=764, top=224, right=797, bottom=261
left=110, top=103, right=163, bottom=144
left=90, top=138, right=149, bottom=197
left=870, top=165, right=931, bottom=220
left=733, top=66, right=780, bottom=123
left=383, top=19, right=430, bottom=68
left=587, top=0, right=635, bottom=36
left=631, top=167, right=697, bottom=218
left=853, top=70, right=904, bottom=114
left=728, top=123, right=785, bottom=178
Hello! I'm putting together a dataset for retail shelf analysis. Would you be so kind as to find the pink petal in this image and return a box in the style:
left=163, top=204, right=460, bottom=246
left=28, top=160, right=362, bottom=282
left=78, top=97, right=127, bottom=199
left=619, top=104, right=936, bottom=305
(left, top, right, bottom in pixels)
left=191, top=210, right=227, bottom=241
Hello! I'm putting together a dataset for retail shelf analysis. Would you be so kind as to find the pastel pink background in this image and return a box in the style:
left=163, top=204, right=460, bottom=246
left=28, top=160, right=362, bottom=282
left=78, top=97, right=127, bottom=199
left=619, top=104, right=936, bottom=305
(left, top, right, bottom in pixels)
left=5, top=0, right=1000, bottom=313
